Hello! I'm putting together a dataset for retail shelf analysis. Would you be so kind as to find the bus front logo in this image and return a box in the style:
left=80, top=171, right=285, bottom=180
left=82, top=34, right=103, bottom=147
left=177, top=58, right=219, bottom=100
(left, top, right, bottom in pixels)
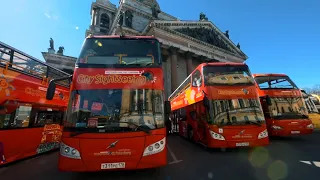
left=106, top=140, right=119, bottom=150
left=242, top=89, right=249, bottom=95
left=239, top=130, right=245, bottom=135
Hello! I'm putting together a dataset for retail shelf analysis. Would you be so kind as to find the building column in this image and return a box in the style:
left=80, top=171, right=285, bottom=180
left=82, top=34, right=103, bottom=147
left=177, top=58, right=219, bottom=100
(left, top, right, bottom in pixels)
left=91, top=8, right=95, bottom=26
left=186, top=51, right=193, bottom=75
left=96, top=8, right=101, bottom=26
left=169, top=47, right=179, bottom=93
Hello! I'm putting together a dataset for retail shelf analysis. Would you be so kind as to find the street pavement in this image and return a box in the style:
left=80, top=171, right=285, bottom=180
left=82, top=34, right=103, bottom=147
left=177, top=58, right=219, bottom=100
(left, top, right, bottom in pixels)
left=1, top=132, right=320, bottom=180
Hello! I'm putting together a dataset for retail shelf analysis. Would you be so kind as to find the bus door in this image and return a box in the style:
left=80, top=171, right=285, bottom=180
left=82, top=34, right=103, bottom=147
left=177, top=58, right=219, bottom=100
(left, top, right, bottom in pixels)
left=195, top=103, right=207, bottom=144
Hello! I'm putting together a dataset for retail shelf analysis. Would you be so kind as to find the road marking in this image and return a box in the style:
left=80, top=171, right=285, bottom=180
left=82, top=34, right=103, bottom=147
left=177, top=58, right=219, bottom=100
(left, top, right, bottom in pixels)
left=313, top=161, right=320, bottom=167
left=300, top=160, right=320, bottom=167
left=167, top=145, right=183, bottom=165
left=300, top=161, right=312, bottom=165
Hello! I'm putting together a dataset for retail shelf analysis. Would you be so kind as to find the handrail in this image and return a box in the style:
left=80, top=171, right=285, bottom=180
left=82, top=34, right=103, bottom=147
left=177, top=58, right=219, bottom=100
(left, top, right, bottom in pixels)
left=0, top=41, right=69, bottom=76
left=169, top=73, right=192, bottom=100
left=0, top=41, right=71, bottom=87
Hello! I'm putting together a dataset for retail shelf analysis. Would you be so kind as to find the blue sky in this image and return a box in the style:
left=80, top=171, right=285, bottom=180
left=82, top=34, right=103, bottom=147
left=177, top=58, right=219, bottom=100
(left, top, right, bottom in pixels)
left=0, top=0, right=319, bottom=88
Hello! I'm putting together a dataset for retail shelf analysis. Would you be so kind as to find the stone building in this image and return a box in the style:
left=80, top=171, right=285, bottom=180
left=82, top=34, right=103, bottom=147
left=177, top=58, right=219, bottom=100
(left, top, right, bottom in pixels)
left=86, top=0, right=248, bottom=97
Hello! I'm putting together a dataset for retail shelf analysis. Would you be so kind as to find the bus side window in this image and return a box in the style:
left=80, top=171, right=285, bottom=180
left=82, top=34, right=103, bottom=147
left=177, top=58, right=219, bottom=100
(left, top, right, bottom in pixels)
left=192, top=70, right=202, bottom=87
left=6, top=105, right=32, bottom=128
left=0, top=105, right=13, bottom=129
left=189, top=111, right=197, bottom=120
left=180, top=108, right=187, bottom=121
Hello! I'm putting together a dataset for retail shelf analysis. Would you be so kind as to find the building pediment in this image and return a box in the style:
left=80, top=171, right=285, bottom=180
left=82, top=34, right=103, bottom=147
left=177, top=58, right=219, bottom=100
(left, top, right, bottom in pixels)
left=146, top=20, right=247, bottom=59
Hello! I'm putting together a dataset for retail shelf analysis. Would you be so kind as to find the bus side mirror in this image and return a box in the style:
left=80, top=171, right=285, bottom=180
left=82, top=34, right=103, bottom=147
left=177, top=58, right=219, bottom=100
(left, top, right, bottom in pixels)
left=203, top=96, right=209, bottom=107
left=46, top=80, right=56, bottom=100
left=165, top=101, right=171, bottom=114
left=266, top=95, right=272, bottom=106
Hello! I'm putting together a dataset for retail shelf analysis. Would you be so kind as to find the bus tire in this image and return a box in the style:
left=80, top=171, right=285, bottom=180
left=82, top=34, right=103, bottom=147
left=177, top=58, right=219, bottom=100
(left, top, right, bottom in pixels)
left=220, top=148, right=226, bottom=152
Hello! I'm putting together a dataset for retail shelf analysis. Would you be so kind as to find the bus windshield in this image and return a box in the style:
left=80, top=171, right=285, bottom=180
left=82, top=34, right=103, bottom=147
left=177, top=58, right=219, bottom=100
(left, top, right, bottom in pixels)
left=77, top=38, right=161, bottom=66
left=203, top=65, right=254, bottom=86
left=207, top=98, right=265, bottom=126
left=65, top=89, right=165, bottom=132
left=255, top=76, right=298, bottom=90
left=266, top=97, right=309, bottom=119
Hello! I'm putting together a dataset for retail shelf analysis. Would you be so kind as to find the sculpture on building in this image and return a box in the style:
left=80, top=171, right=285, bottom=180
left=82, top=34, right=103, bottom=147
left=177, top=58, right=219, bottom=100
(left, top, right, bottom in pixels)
left=225, top=30, right=229, bottom=39
left=57, top=46, right=65, bottom=55
left=49, top=38, right=55, bottom=50
left=124, top=11, right=133, bottom=28
left=199, top=12, right=208, bottom=21
left=151, top=4, right=161, bottom=18
left=175, top=27, right=233, bottom=52
left=237, top=43, right=241, bottom=49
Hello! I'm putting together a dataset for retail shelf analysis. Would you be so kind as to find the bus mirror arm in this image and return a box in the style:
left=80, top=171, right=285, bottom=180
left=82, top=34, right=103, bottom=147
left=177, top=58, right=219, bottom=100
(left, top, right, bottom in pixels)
left=203, top=96, right=209, bottom=107
left=46, top=75, right=72, bottom=100
left=262, top=95, right=272, bottom=106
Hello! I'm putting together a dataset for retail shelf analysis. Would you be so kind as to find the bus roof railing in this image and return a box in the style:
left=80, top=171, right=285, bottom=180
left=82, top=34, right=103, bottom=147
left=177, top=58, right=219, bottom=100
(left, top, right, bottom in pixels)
left=0, top=41, right=71, bottom=87
left=169, top=73, right=192, bottom=101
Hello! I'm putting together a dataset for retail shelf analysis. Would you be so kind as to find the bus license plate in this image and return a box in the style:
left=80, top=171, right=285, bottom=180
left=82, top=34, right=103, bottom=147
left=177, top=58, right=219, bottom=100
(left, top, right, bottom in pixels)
left=236, top=142, right=249, bottom=147
left=101, top=162, right=125, bottom=169
left=291, top=131, right=300, bottom=134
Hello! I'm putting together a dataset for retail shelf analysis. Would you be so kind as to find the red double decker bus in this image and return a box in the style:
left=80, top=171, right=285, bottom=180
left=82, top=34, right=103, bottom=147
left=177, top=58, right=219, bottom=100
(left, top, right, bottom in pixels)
left=253, top=73, right=313, bottom=136
left=0, top=41, right=70, bottom=166
left=46, top=35, right=171, bottom=172
left=169, top=62, right=269, bottom=150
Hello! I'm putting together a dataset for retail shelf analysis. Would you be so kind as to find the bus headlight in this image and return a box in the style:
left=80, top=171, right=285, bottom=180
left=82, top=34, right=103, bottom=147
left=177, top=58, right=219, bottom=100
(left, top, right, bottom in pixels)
left=209, top=130, right=225, bottom=140
left=258, top=129, right=268, bottom=139
left=143, top=138, right=166, bottom=156
left=307, top=124, right=314, bottom=129
left=60, top=142, right=81, bottom=159
left=271, top=125, right=282, bottom=130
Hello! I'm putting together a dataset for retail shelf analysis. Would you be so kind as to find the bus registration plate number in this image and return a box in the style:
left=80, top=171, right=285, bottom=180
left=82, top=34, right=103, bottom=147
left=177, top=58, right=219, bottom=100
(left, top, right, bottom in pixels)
left=291, top=131, right=300, bottom=134
left=101, top=162, right=125, bottom=169
left=236, top=142, right=249, bottom=147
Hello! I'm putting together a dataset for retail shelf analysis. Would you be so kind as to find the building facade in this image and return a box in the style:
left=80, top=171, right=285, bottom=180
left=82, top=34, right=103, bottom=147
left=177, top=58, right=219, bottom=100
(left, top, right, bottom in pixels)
left=44, top=0, right=248, bottom=98
left=86, top=0, right=248, bottom=97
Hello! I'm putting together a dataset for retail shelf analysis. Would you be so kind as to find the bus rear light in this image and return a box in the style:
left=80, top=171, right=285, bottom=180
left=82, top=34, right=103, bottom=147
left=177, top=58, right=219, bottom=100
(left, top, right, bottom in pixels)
left=271, top=125, right=282, bottom=130
left=209, top=130, right=225, bottom=140
left=307, top=124, right=314, bottom=129
left=258, top=129, right=268, bottom=139
left=60, top=142, right=81, bottom=159
left=143, top=137, right=166, bottom=156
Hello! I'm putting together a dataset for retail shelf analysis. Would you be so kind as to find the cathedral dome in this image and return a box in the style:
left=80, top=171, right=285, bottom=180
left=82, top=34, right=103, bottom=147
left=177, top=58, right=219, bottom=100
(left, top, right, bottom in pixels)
left=139, top=0, right=160, bottom=10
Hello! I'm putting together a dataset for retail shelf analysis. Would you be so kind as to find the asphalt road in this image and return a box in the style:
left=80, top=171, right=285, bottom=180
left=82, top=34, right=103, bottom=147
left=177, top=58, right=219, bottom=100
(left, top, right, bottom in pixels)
left=1, top=132, right=320, bottom=180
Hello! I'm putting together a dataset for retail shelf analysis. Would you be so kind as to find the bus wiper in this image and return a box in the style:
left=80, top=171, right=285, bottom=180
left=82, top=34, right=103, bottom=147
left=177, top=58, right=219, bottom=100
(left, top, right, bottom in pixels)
left=70, top=129, right=91, bottom=137
left=119, top=121, right=151, bottom=134
left=246, top=121, right=261, bottom=126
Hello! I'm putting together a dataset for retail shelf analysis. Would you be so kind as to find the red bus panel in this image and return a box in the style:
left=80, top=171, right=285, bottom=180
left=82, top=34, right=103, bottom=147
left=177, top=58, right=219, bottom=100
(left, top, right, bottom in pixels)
left=0, top=41, right=70, bottom=166
left=169, top=63, right=269, bottom=149
left=253, top=73, right=314, bottom=136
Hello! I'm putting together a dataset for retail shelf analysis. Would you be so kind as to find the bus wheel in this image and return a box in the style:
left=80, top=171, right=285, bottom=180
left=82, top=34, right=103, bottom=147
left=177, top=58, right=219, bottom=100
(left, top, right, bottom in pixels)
left=220, top=148, right=226, bottom=152
left=187, top=127, right=193, bottom=141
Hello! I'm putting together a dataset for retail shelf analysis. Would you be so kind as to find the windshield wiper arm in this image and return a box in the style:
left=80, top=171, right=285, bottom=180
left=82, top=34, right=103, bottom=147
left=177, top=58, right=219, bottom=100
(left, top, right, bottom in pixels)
left=246, top=121, right=261, bottom=126
left=70, top=129, right=91, bottom=137
left=119, top=121, right=151, bottom=134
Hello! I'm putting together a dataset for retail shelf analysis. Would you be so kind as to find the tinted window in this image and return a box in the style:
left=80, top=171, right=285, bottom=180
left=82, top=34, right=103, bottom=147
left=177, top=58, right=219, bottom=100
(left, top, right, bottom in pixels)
left=255, top=76, right=298, bottom=89
left=203, top=65, right=254, bottom=86
left=77, top=38, right=161, bottom=66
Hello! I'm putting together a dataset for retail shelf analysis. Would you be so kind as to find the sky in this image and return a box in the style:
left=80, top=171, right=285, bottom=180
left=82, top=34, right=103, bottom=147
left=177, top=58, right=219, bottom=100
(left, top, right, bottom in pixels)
left=0, top=0, right=319, bottom=89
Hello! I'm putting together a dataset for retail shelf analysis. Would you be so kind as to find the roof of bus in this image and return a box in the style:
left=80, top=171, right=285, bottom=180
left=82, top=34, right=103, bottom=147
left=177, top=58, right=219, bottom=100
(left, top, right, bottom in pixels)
left=196, top=62, right=247, bottom=70
left=252, top=73, right=288, bottom=78
left=87, top=35, right=157, bottom=40
left=201, top=62, right=246, bottom=66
